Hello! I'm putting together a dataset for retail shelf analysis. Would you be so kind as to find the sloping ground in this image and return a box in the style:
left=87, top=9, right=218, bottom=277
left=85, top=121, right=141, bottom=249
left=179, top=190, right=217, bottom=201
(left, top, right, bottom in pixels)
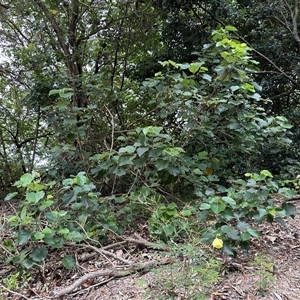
left=1, top=199, right=300, bottom=300
left=212, top=199, right=300, bottom=300
left=84, top=199, right=300, bottom=300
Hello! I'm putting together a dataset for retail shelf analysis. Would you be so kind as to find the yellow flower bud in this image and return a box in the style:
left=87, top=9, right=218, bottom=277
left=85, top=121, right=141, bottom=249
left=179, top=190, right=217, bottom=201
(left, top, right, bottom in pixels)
left=212, top=237, right=223, bottom=249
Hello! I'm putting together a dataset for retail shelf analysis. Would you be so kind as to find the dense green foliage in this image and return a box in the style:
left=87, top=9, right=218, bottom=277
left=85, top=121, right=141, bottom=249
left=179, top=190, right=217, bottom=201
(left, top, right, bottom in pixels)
left=0, top=0, right=299, bottom=271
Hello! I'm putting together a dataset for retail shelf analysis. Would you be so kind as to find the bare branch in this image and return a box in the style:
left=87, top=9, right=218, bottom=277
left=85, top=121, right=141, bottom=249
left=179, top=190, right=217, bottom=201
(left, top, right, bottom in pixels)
left=292, top=0, right=300, bottom=43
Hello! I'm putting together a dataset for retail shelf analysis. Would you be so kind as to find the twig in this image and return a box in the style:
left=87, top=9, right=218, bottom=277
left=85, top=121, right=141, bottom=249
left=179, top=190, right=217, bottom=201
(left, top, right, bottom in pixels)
left=51, top=259, right=170, bottom=298
left=85, top=243, right=133, bottom=265
left=75, top=222, right=133, bottom=264
left=0, top=284, right=31, bottom=300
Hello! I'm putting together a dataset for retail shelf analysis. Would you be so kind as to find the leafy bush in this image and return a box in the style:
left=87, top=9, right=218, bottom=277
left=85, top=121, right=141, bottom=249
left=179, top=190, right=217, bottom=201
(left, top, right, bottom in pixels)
left=2, top=27, right=297, bottom=270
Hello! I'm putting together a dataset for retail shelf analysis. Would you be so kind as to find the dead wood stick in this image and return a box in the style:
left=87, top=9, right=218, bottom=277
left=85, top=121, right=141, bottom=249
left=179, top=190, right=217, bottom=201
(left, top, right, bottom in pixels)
left=51, top=259, right=170, bottom=298
left=86, top=244, right=133, bottom=265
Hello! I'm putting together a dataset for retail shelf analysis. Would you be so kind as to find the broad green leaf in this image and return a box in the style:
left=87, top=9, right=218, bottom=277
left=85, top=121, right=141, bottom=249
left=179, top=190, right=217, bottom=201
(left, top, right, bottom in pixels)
left=189, top=62, right=202, bottom=74
left=163, top=224, right=175, bottom=236
left=198, top=151, right=208, bottom=158
left=241, top=232, right=251, bottom=241
left=193, top=168, right=202, bottom=175
left=136, top=147, right=148, bottom=157
left=202, top=74, right=212, bottom=81
left=67, top=231, right=83, bottom=242
left=163, top=147, right=185, bottom=156
left=222, top=243, right=235, bottom=256
left=227, top=229, right=240, bottom=240
left=45, top=212, right=58, bottom=223
left=39, top=200, right=54, bottom=211
left=62, top=191, right=77, bottom=205
left=17, top=230, right=32, bottom=245
left=197, top=210, right=209, bottom=221
left=156, top=83, right=166, bottom=93
left=200, top=203, right=210, bottom=210
left=222, top=197, right=236, bottom=206
left=73, top=172, right=88, bottom=186
left=281, top=203, right=296, bottom=217
left=181, top=209, right=192, bottom=217
left=58, top=228, right=70, bottom=235
left=26, top=191, right=45, bottom=204
left=118, top=155, right=135, bottom=166
left=177, top=62, right=190, bottom=69
left=237, top=221, right=250, bottom=231
left=221, top=225, right=234, bottom=233
left=211, top=202, right=226, bottom=214
left=119, top=146, right=136, bottom=154
left=247, top=227, right=259, bottom=237
left=27, top=182, right=45, bottom=192
left=34, top=232, right=45, bottom=240
left=62, top=255, right=75, bottom=269
left=19, top=173, right=34, bottom=187
left=42, top=227, right=52, bottom=234
left=30, top=247, right=48, bottom=262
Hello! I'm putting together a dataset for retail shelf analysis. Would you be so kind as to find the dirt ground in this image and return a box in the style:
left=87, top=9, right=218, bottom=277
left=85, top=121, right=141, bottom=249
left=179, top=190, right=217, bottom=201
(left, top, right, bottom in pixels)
left=1, top=199, right=300, bottom=300
left=85, top=199, right=300, bottom=300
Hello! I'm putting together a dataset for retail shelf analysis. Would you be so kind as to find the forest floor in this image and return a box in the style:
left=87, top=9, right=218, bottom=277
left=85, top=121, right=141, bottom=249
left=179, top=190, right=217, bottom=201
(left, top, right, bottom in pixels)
left=1, top=197, right=300, bottom=300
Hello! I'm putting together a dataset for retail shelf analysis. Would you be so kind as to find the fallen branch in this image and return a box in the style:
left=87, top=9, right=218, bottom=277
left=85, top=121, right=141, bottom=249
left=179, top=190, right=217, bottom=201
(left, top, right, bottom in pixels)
left=50, top=258, right=170, bottom=298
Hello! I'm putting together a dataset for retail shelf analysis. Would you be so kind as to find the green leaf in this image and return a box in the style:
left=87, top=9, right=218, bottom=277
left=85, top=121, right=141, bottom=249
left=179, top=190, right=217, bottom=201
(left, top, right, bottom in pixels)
left=193, top=168, right=202, bottom=175
left=156, top=83, right=166, bottom=93
left=17, top=230, right=32, bottom=245
left=27, top=182, right=45, bottom=192
left=118, top=155, right=135, bottom=166
left=237, top=221, right=250, bottom=231
left=163, top=147, right=185, bottom=156
left=225, top=25, right=237, bottom=31
left=45, top=212, right=58, bottom=223
left=34, top=232, right=45, bottom=240
left=19, top=173, right=34, bottom=187
left=25, top=191, right=45, bottom=204
left=197, top=210, right=209, bottom=221
left=39, top=200, right=54, bottom=211
left=241, top=83, right=255, bottom=93
left=211, top=202, right=226, bottom=214
left=29, top=247, right=48, bottom=262
left=62, top=255, right=75, bottom=269
left=222, top=243, right=235, bottom=256
left=181, top=209, right=192, bottom=217
left=163, top=224, right=175, bottom=236
left=221, top=225, right=234, bottom=233
left=222, top=196, right=236, bottom=206
left=20, top=206, right=27, bottom=220
left=136, top=147, right=148, bottom=157
left=198, top=151, right=208, bottom=158
left=260, top=170, right=273, bottom=178
left=4, top=192, right=18, bottom=201
left=247, top=227, right=259, bottom=237
left=281, top=203, right=296, bottom=217
left=200, top=203, right=210, bottom=210
left=241, top=232, right=251, bottom=241
left=58, top=228, right=70, bottom=235
left=189, top=62, right=201, bottom=74
left=42, top=227, right=52, bottom=234
left=73, top=172, right=88, bottom=186
left=202, top=74, right=212, bottom=81
left=227, top=229, right=240, bottom=240
left=119, top=146, right=136, bottom=154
